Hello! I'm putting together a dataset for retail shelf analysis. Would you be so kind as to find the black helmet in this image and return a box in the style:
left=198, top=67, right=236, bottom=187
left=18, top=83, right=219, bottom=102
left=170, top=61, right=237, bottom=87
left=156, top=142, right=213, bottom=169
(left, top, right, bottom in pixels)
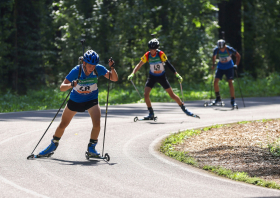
left=148, top=38, right=159, bottom=49
left=217, top=39, right=226, bottom=49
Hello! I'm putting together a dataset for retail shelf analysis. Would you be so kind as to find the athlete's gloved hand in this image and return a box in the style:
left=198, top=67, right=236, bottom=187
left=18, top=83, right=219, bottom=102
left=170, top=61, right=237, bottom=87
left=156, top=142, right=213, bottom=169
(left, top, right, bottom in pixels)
left=128, top=73, right=134, bottom=81
left=176, top=73, right=183, bottom=83
left=108, top=57, right=115, bottom=68
left=233, top=65, right=238, bottom=70
left=71, top=80, right=77, bottom=87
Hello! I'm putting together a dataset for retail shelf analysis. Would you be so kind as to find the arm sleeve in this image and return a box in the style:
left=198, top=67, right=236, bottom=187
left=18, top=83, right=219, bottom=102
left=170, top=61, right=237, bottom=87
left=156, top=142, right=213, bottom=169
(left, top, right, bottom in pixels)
left=158, top=51, right=176, bottom=73
left=165, top=60, right=176, bottom=73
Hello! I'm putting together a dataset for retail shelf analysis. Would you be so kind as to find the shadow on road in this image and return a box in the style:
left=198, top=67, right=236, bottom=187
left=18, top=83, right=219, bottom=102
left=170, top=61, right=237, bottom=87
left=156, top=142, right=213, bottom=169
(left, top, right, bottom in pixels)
left=50, top=158, right=117, bottom=166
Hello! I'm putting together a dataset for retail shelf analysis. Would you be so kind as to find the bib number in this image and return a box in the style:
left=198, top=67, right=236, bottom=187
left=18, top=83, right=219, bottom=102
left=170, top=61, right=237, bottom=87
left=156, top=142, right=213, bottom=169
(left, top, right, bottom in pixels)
left=74, top=84, right=98, bottom=95
left=219, top=56, right=232, bottom=63
left=150, top=62, right=164, bottom=74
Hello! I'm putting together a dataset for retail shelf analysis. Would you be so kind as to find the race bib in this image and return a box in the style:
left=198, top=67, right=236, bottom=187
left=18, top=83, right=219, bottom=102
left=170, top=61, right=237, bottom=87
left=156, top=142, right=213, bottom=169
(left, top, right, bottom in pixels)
left=150, top=62, right=165, bottom=74
left=219, top=56, right=232, bottom=63
left=73, top=78, right=98, bottom=95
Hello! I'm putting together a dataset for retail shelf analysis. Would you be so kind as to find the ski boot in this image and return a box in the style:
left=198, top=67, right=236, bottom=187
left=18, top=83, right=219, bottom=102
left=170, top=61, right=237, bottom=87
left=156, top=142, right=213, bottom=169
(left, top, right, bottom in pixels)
left=231, top=101, right=238, bottom=110
left=37, top=139, right=58, bottom=158
left=181, top=105, right=200, bottom=119
left=134, top=112, right=158, bottom=122
left=87, top=142, right=100, bottom=157
left=211, top=97, right=225, bottom=106
left=85, top=142, right=109, bottom=160
left=143, top=113, right=155, bottom=120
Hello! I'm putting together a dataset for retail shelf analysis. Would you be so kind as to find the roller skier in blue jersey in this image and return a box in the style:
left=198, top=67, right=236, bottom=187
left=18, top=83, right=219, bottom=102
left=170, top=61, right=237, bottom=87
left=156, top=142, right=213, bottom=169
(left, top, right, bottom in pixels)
left=37, top=50, right=118, bottom=158
left=212, top=39, right=241, bottom=108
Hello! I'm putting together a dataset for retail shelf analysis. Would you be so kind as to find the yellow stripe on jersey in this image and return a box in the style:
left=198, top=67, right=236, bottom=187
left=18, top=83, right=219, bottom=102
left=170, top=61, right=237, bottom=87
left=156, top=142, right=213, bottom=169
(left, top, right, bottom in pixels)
left=160, top=52, right=168, bottom=62
left=141, top=54, right=148, bottom=63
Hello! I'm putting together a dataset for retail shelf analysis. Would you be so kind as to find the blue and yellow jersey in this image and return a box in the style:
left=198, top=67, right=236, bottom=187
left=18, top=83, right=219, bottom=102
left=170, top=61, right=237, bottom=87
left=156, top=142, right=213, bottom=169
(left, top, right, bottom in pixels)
left=66, top=65, right=108, bottom=103
left=213, top=45, right=236, bottom=70
left=141, top=50, right=168, bottom=76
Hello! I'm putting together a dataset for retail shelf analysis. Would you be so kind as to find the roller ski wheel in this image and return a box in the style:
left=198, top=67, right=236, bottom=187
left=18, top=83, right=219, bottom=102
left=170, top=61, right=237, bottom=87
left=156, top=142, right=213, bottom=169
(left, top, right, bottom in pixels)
left=85, top=151, right=110, bottom=162
left=27, top=152, right=54, bottom=160
left=204, top=101, right=225, bottom=107
left=133, top=116, right=157, bottom=122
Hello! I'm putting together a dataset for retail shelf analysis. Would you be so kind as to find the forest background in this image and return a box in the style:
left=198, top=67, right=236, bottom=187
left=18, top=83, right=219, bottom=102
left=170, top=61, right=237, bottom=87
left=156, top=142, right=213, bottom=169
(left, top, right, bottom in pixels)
left=0, top=0, right=280, bottom=112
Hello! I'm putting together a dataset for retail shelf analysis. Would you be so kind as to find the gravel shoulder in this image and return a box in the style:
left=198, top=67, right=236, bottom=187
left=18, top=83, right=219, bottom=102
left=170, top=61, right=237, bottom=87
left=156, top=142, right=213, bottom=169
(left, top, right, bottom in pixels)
left=176, top=119, right=280, bottom=185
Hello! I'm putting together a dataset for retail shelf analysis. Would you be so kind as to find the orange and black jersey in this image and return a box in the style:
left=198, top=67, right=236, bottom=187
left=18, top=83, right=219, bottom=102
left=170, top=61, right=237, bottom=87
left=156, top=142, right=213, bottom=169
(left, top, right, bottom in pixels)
left=140, top=50, right=176, bottom=76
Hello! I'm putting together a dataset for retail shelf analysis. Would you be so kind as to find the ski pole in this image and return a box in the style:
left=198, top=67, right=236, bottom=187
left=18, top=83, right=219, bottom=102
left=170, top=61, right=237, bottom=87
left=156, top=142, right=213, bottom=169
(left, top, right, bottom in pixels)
left=234, top=69, right=245, bottom=107
left=101, top=57, right=114, bottom=157
left=130, top=80, right=142, bottom=99
left=179, top=83, right=184, bottom=103
left=27, top=39, right=85, bottom=158
left=29, top=91, right=71, bottom=156
left=210, top=69, right=214, bottom=102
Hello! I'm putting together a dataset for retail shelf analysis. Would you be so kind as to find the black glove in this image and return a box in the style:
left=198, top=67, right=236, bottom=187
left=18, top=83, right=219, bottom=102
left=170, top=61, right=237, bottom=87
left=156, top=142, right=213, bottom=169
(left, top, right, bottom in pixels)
left=108, top=57, right=115, bottom=68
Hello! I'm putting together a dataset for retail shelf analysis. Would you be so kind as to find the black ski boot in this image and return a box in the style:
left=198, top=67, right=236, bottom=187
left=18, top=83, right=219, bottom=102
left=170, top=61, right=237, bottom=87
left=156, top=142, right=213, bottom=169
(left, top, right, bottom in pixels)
left=231, top=100, right=238, bottom=109
left=144, top=112, right=155, bottom=120
left=181, top=105, right=200, bottom=119
left=212, top=97, right=222, bottom=106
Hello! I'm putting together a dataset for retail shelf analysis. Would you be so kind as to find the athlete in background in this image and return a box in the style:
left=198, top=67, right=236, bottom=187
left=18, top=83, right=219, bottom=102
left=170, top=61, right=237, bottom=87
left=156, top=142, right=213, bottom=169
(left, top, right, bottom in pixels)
left=128, top=38, right=199, bottom=119
left=212, top=39, right=241, bottom=108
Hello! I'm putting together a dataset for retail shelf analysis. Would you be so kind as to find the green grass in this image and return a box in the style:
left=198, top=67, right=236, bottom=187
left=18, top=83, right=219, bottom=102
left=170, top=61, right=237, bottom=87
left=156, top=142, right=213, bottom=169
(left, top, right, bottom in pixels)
left=267, top=138, right=280, bottom=157
left=160, top=129, right=201, bottom=166
left=203, top=166, right=280, bottom=189
left=1, top=72, right=280, bottom=113
left=160, top=121, right=280, bottom=190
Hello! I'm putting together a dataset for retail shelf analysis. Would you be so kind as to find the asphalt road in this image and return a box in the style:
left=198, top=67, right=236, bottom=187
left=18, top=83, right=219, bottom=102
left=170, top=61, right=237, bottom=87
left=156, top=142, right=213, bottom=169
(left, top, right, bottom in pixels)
left=1, top=97, right=280, bottom=198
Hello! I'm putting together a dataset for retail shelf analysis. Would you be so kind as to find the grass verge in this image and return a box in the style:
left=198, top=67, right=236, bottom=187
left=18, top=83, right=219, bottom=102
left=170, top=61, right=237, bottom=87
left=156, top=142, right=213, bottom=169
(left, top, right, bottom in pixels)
left=160, top=120, right=280, bottom=190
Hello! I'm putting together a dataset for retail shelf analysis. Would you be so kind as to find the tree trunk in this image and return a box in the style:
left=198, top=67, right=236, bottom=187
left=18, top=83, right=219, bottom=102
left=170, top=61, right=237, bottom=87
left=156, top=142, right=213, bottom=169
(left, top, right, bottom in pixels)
left=218, top=0, right=242, bottom=72
left=13, top=0, right=18, bottom=92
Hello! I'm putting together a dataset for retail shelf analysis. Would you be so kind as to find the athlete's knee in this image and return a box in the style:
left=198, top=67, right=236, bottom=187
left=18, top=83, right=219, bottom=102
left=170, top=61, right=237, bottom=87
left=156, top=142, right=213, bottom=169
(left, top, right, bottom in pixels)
left=144, top=92, right=150, bottom=99
left=92, top=124, right=100, bottom=130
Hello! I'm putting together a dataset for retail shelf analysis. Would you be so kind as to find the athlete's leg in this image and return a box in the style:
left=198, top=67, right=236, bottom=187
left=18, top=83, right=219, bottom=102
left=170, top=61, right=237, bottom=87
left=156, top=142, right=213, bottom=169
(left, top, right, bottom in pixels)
left=144, top=86, right=152, bottom=108
left=165, top=87, right=182, bottom=105
left=54, top=105, right=77, bottom=138
left=225, top=68, right=235, bottom=105
left=38, top=104, right=76, bottom=156
left=214, top=78, right=220, bottom=93
left=87, top=104, right=101, bottom=140
left=228, top=80, right=235, bottom=98
left=87, top=104, right=101, bottom=155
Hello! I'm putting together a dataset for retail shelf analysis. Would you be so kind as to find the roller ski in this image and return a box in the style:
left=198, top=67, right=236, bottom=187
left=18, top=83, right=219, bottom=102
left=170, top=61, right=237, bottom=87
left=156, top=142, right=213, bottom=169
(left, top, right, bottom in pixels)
left=204, top=97, right=225, bottom=107
left=85, top=142, right=110, bottom=161
left=134, top=113, right=157, bottom=122
left=181, top=105, right=200, bottom=119
left=27, top=139, right=58, bottom=159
